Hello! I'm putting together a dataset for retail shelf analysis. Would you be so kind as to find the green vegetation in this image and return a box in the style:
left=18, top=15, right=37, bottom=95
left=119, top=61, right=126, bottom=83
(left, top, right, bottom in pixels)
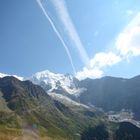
left=1, top=76, right=140, bottom=140
left=0, top=77, right=100, bottom=140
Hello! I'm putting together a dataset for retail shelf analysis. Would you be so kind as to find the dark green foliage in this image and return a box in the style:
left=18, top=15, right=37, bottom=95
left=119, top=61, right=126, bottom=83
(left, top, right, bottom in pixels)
left=1, top=76, right=140, bottom=139
left=0, top=76, right=98, bottom=139
left=0, top=111, right=21, bottom=128
left=83, top=110, right=95, bottom=117
left=81, top=124, right=109, bottom=140
left=114, top=122, right=140, bottom=140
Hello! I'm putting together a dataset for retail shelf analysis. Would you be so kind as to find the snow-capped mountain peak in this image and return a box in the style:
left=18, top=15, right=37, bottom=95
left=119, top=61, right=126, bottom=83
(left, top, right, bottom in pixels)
left=0, top=70, right=85, bottom=99
left=0, top=70, right=86, bottom=108
left=28, top=70, right=83, bottom=96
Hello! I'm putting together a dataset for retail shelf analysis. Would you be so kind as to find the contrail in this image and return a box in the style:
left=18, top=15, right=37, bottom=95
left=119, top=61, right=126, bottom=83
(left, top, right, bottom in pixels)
left=50, top=0, right=90, bottom=67
left=36, top=0, right=76, bottom=74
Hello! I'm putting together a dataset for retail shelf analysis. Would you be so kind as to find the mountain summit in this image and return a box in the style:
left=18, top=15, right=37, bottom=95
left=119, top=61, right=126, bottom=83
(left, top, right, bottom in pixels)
left=28, top=70, right=82, bottom=96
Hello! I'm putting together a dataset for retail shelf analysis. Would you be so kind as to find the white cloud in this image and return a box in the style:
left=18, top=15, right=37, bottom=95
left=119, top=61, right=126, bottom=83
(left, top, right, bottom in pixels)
left=76, top=52, right=121, bottom=80
left=76, top=67, right=103, bottom=80
left=116, top=12, right=140, bottom=58
left=76, top=13, right=140, bottom=80
left=116, top=25, right=140, bottom=57
left=89, top=52, right=121, bottom=68
left=0, top=72, right=24, bottom=81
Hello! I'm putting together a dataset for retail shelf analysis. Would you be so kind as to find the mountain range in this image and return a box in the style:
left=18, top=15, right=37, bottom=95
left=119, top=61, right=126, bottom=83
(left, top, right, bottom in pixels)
left=25, top=70, right=140, bottom=120
left=1, top=70, right=140, bottom=118
left=0, top=70, right=140, bottom=140
left=79, top=75, right=140, bottom=120
left=0, top=76, right=100, bottom=140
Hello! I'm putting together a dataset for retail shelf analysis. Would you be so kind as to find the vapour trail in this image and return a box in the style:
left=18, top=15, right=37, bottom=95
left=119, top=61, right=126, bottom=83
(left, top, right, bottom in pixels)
left=50, top=0, right=90, bottom=67
left=36, top=0, right=76, bottom=74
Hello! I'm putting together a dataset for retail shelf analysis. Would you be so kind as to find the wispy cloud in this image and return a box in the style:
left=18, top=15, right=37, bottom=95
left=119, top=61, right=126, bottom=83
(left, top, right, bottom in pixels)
left=36, top=0, right=76, bottom=74
left=50, top=0, right=89, bottom=66
left=126, top=10, right=134, bottom=16
left=37, top=0, right=140, bottom=80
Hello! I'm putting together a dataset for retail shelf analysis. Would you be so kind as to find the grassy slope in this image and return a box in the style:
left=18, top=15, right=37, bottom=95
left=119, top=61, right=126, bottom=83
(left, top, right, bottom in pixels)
left=0, top=77, right=103, bottom=140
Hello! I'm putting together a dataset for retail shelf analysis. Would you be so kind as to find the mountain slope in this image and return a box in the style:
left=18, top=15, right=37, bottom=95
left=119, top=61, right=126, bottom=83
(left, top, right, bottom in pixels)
left=27, top=70, right=140, bottom=120
left=79, top=76, right=140, bottom=119
left=28, top=70, right=87, bottom=109
left=80, top=122, right=140, bottom=140
left=0, top=76, right=99, bottom=140
left=1, top=74, right=140, bottom=139
left=115, top=122, right=140, bottom=140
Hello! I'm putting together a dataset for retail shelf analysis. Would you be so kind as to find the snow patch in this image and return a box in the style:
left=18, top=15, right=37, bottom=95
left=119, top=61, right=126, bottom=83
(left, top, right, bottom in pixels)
left=48, top=92, right=89, bottom=108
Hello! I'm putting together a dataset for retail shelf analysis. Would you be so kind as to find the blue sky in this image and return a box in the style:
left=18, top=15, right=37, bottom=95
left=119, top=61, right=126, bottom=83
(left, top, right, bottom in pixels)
left=1, top=0, right=140, bottom=79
